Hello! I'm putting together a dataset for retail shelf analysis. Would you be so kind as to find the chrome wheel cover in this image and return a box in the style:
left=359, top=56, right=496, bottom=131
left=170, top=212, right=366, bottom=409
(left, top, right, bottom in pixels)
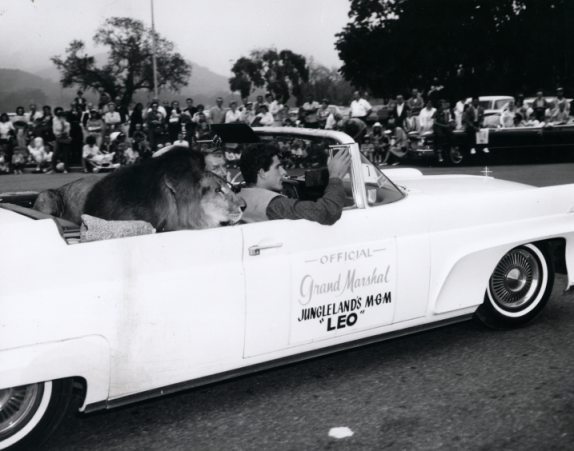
left=490, top=248, right=541, bottom=309
left=0, top=384, right=43, bottom=439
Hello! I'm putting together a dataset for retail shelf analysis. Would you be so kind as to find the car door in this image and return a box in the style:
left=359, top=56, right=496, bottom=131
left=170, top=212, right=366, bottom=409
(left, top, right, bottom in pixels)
left=241, top=146, right=431, bottom=358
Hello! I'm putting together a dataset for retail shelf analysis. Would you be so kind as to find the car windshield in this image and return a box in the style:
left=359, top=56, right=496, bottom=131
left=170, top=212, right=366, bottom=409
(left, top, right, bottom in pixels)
left=478, top=101, right=490, bottom=110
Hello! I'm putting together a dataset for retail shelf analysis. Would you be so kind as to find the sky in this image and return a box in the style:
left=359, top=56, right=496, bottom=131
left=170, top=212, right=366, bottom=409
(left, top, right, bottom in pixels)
left=0, top=0, right=351, bottom=76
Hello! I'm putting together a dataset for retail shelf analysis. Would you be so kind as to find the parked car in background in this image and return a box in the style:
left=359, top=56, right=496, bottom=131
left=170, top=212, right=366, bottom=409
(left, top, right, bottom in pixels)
left=406, top=121, right=574, bottom=164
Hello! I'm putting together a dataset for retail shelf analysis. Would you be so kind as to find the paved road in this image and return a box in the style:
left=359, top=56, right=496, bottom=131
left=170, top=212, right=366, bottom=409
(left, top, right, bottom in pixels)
left=3, top=161, right=573, bottom=451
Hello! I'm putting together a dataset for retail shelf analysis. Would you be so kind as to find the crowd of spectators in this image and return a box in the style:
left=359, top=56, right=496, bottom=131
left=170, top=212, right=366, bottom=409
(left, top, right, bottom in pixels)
left=1, top=87, right=572, bottom=174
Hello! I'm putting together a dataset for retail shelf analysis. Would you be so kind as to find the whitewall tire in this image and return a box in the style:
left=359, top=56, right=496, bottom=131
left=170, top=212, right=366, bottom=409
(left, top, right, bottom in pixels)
left=474, top=243, right=554, bottom=330
left=0, top=379, right=73, bottom=451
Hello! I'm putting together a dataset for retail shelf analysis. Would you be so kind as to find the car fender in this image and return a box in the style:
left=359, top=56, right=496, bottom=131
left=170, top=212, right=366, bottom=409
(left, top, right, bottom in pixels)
left=432, top=222, right=574, bottom=315
left=0, top=335, right=110, bottom=411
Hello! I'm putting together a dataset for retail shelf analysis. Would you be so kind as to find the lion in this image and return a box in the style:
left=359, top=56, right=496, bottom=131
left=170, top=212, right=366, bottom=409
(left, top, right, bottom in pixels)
left=33, top=176, right=101, bottom=225
left=83, top=147, right=246, bottom=231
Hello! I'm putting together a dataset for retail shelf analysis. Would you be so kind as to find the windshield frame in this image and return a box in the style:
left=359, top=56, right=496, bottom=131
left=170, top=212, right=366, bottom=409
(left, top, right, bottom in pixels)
left=253, top=127, right=405, bottom=209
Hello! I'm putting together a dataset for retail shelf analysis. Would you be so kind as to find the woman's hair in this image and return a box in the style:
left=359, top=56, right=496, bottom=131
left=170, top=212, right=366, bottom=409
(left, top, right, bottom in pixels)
left=90, top=110, right=101, bottom=119
left=86, top=135, right=97, bottom=146
left=16, top=106, right=24, bottom=115
left=259, top=104, right=269, bottom=112
left=54, top=107, right=64, bottom=116
left=239, top=143, right=281, bottom=185
left=134, top=103, right=143, bottom=112
left=0, top=113, right=9, bottom=122
left=197, top=104, right=204, bottom=110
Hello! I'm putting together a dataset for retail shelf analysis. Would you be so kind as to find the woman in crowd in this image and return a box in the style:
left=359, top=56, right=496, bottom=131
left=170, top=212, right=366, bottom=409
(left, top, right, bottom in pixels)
left=103, top=102, right=122, bottom=136
left=500, top=101, right=516, bottom=128
left=252, top=104, right=275, bottom=127
left=48, top=108, right=71, bottom=174
left=128, top=103, right=144, bottom=137
left=12, top=106, right=28, bottom=150
left=418, top=100, right=436, bottom=133
left=240, top=102, right=256, bottom=125
left=84, top=109, right=103, bottom=146
left=167, top=100, right=182, bottom=143
left=36, top=105, right=54, bottom=144
left=224, top=101, right=242, bottom=123
left=195, top=112, right=212, bottom=141
left=82, top=134, right=103, bottom=172
left=27, top=136, right=52, bottom=173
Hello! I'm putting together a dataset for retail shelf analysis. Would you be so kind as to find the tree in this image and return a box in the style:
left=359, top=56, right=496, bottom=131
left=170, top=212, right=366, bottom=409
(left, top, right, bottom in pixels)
left=229, top=48, right=309, bottom=104
left=302, top=61, right=354, bottom=105
left=335, top=0, right=574, bottom=101
left=52, top=17, right=191, bottom=105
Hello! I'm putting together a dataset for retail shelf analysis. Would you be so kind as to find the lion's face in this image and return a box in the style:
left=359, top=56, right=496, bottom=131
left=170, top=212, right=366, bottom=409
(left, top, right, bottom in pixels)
left=199, top=172, right=246, bottom=227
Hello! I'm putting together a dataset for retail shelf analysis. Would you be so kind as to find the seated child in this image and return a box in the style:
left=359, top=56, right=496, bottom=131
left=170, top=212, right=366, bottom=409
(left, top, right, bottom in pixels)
left=361, top=136, right=375, bottom=162
left=28, top=137, right=52, bottom=173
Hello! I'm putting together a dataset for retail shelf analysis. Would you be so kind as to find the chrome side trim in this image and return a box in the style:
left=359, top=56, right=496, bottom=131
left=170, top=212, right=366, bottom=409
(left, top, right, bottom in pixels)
left=83, top=314, right=473, bottom=414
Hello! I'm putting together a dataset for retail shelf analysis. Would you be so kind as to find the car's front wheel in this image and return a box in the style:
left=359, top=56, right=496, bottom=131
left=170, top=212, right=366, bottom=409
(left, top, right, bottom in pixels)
left=474, top=243, right=554, bottom=330
left=0, top=378, right=73, bottom=451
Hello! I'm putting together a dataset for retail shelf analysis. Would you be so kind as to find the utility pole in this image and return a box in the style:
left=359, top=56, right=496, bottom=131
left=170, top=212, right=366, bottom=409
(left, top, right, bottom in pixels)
left=151, top=0, right=159, bottom=99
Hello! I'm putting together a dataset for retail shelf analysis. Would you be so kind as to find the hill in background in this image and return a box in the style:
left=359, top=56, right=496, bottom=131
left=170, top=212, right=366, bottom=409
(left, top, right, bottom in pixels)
left=0, top=60, right=266, bottom=112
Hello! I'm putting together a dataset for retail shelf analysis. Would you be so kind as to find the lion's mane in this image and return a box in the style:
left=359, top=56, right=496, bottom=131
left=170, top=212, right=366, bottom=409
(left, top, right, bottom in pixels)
left=83, top=147, right=221, bottom=231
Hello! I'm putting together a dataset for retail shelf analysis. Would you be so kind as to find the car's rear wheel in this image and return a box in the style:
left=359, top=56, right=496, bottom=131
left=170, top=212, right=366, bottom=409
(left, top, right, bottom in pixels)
left=0, top=379, right=73, bottom=451
left=474, top=243, right=554, bottom=330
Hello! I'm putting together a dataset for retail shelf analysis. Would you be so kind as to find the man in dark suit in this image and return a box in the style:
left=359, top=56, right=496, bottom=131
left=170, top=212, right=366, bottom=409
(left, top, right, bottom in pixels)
left=463, top=97, right=489, bottom=155
left=432, top=100, right=456, bottom=163
left=391, top=95, right=410, bottom=129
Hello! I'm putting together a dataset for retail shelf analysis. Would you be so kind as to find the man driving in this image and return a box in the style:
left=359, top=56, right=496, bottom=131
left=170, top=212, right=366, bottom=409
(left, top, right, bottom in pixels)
left=238, top=143, right=351, bottom=225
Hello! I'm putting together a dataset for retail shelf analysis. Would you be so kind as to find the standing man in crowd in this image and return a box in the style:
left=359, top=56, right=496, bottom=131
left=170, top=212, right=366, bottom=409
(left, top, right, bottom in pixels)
left=532, top=91, right=549, bottom=122
left=463, top=97, right=489, bottom=155
left=432, top=100, right=455, bottom=163
left=301, top=94, right=321, bottom=128
left=350, top=91, right=372, bottom=122
left=555, top=87, right=570, bottom=112
left=146, top=101, right=165, bottom=151
left=406, top=89, right=424, bottom=115
left=238, top=142, right=351, bottom=225
left=209, top=97, right=226, bottom=125
left=392, top=95, right=409, bottom=130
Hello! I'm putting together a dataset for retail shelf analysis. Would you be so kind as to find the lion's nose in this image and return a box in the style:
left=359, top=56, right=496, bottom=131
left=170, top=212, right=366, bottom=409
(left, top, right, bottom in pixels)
left=240, top=201, right=247, bottom=212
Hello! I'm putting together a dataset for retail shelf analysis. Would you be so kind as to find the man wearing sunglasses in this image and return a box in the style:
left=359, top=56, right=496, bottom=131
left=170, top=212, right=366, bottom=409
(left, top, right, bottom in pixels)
left=238, top=142, right=351, bottom=225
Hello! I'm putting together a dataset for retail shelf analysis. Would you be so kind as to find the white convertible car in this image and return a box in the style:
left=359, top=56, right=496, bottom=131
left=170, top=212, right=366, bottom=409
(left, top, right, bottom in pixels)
left=1, top=127, right=574, bottom=450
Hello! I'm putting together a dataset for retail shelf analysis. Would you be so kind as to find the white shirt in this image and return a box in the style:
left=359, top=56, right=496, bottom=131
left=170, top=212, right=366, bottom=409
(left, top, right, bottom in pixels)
left=225, top=109, right=242, bottom=123
left=418, top=107, right=436, bottom=132
left=350, top=98, right=372, bottom=117
left=396, top=103, right=404, bottom=117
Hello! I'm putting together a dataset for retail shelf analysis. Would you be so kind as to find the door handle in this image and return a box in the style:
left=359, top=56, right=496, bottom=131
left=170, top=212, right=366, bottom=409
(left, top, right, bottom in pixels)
left=249, top=243, right=283, bottom=256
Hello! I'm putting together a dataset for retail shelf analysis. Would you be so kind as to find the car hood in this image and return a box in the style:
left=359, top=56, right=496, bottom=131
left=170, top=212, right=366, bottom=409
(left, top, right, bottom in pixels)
left=393, top=174, right=534, bottom=197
